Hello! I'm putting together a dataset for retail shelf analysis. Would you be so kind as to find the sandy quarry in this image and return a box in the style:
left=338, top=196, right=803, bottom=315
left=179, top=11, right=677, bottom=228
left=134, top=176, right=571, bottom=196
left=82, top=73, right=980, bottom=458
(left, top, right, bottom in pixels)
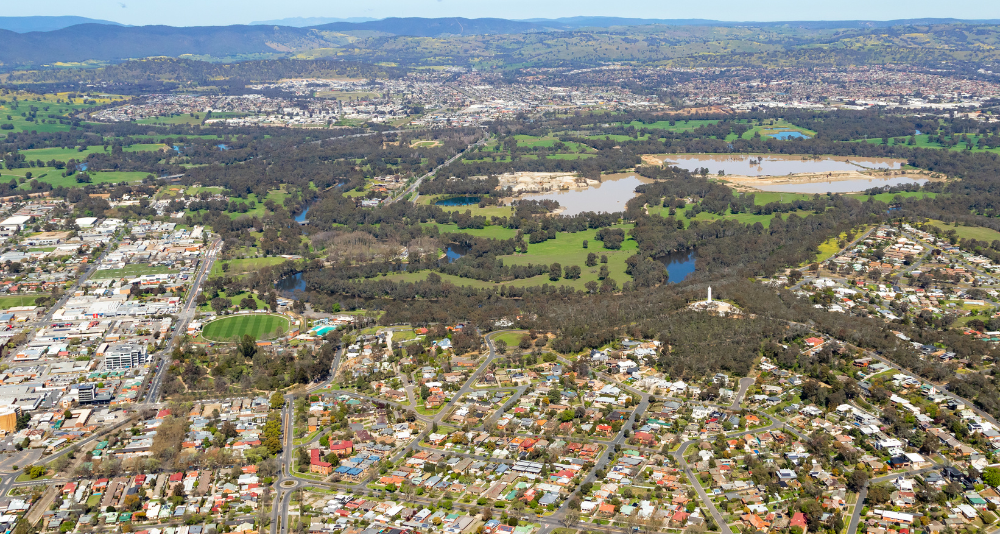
left=639, top=154, right=946, bottom=192
left=496, top=172, right=601, bottom=193
left=718, top=169, right=944, bottom=192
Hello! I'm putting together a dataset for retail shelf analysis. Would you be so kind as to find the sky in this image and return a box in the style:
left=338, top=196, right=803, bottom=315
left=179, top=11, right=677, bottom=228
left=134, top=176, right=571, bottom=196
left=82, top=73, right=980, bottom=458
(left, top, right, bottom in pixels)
left=12, top=0, right=1000, bottom=27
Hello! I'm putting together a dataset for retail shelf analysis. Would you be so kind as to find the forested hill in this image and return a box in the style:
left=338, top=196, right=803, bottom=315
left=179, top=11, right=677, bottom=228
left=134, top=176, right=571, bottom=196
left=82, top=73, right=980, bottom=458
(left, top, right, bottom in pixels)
left=310, top=18, right=548, bottom=36
left=0, top=16, right=123, bottom=33
left=6, top=19, right=1000, bottom=71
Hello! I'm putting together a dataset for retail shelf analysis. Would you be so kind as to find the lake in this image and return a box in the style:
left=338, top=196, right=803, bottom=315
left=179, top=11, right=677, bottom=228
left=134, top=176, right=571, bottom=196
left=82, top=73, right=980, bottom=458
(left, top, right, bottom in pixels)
left=435, top=196, right=481, bottom=206
left=658, top=250, right=696, bottom=283
left=659, top=154, right=904, bottom=176
left=768, top=131, right=810, bottom=140
left=518, top=174, right=651, bottom=216
left=275, top=272, right=305, bottom=296
left=756, top=176, right=928, bottom=194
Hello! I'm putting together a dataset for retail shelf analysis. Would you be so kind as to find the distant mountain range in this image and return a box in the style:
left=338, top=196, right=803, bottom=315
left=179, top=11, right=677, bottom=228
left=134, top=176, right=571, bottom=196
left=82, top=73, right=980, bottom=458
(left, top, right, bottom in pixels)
left=309, top=17, right=549, bottom=36
left=518, top=16, right=1000, bottom=30
left=0, top=16, right=123, bottom=33
left=250, top=17, right=378, bottom=27
left=3, top=16, right=1000, bottom=70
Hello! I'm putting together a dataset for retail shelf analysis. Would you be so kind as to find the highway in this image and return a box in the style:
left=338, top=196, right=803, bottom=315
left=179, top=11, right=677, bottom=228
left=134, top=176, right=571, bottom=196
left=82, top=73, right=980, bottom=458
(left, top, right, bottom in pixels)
left=142, top=237, right=222, bottom=405
left=388, top=135, right=490, bottom=205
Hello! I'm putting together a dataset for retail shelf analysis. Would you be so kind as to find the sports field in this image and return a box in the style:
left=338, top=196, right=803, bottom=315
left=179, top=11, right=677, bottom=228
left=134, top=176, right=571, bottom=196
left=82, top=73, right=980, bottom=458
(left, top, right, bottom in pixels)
left=202, top=314, right=290, bottom=341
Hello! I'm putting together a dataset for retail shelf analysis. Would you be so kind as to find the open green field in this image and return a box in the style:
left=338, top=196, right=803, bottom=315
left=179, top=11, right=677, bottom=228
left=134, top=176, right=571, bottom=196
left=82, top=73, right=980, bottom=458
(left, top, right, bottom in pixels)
left=743, top=192, right=815, bottom=205
left=136, top=114, right=207, bottom=126
left=426, top=223, right=518, bottom=240
left=385, top=225, right=639, bottom=291
left=669, top=208, right=816, bottom=229
left=925, top=220, right=1000, bottom=243
left=0, top=93, right=124, bottom=134
left=492, top=331, right=527, bottom=349
left=0, top=167, right=151, bottom=189
left=91, top=265, right=173, bottom=279
left=857, top=133, right=1000, bottom=154
left=202, top=314, right=291, bottom=341
left=0, top=295, right=47, bottom=309
left=212, top=257, right=288, bottom=277
left=739, top=119, right=817, bottom=140
left=198, top=290, right=269, bottom=312
left=504, top=135, right=595, bottom=153
left=498, top=225, right=637, bottom=290
left=185, top=187, right=293, bottom=219
left=625, top=119, right=720, bottom=132
left=18, top=144, right=167, bottom=163
left=34, top=170, right=150, bottom=189
left=846, top=191, right=940, bottom=202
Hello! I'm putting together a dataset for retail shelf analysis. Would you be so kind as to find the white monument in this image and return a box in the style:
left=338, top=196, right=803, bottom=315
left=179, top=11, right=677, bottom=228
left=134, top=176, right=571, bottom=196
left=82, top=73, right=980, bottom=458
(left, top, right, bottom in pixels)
left=689, top=285, right=735, bottom=315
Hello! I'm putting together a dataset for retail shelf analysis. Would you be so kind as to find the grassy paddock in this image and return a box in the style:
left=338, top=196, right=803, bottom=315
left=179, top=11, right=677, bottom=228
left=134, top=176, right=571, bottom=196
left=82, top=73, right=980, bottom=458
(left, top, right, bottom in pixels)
left=492, top=332, right=527, bottom=349
left=211, top=257, right=288, bottom=278
left=91, top=265, right=173, bottom=279
left=924, top=220, right=1000, bottom=243
left=0, top=295, right=47, bottom=309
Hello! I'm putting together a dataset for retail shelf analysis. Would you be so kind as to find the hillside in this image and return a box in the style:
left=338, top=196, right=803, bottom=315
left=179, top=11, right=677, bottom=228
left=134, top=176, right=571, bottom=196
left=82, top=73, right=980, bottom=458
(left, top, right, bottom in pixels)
left=4, top=19, right=1000, bottom=72
left=0, top=16, right=123, bottom=33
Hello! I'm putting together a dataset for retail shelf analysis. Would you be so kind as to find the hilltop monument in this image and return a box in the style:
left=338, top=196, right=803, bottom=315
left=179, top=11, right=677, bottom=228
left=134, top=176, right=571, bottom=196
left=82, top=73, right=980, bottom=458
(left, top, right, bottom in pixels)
left=689, top=285, right=736, bottom=316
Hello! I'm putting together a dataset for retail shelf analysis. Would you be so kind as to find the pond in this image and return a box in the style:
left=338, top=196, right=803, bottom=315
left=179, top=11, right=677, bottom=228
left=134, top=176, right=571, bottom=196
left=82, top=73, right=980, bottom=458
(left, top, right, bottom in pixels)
left=658, top=250, right=696, bottom=283
left=435, top=196, right=481, bottom=206
left=768, top=131, right=810, bottom=140
left=217, top=144, right=230, bottom=151
left=443, top=244, right=469, bottom=263
left=518, top=174, right=651, bottom=216
left=275, top=272, right=305, bottom=296
left=658, top=154, right=905, bottom=176
left=756, top=176, right=928, bottom=194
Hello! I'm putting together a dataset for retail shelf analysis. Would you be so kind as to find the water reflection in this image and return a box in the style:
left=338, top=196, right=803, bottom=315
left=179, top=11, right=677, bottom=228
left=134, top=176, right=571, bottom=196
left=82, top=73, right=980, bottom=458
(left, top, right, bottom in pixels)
left=519, top=174, right=649, bottom=216
left=444, top=244, right=469, bottom=263
left=768, top=131, right=810, bottom=140
left=659, top=154, right=904, bottom=176
left=295, top=201, right=314, bottom=223
left=756, top=176, right=927, bottom=194
left=657, top=250, right=696, bottom=283
left=275, top=272, right=305, bottom=296
left=435, top=196, right=481, bottom=206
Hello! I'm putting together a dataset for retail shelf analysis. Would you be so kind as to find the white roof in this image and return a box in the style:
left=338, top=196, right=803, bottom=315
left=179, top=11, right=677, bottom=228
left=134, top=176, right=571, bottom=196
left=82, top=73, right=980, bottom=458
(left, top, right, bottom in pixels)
left=1, top=216, right=30, bottom=226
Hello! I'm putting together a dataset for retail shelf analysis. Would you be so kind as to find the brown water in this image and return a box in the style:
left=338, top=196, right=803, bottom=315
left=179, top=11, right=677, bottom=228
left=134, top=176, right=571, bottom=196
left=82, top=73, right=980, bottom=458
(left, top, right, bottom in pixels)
left=660, top=154, right=905, bottom=176
left=519, top=173, right=651, bottom=216
left=756, top=176, right=928, bottom=194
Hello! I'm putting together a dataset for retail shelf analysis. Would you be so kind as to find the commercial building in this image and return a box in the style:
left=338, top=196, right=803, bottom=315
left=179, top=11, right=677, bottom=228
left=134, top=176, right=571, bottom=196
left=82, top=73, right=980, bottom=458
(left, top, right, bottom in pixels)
left=104, top=343, right=149, bottom=370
